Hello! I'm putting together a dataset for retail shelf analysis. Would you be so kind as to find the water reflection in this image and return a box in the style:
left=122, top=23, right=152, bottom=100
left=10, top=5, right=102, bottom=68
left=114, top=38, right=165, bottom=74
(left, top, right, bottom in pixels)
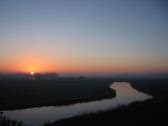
left=2, top=82, right=153, bottom=126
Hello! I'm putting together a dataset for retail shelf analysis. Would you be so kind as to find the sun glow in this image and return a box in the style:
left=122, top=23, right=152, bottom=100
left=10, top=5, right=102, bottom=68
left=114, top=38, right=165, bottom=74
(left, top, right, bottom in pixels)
left=30, top=71, right=34, bottom=75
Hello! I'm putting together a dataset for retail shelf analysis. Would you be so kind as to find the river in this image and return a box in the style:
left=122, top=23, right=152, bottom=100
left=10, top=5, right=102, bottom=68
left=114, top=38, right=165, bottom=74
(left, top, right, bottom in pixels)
left=2, top=82, right=153, bottom=126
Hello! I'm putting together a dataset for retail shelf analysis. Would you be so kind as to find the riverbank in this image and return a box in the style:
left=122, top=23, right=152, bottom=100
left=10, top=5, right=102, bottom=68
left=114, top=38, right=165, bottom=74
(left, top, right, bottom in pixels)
left=0, top=79, right=115, bottom=110
left=45, top=78, right=168, bottom=126
left=47, top=99, right=167, bottom=126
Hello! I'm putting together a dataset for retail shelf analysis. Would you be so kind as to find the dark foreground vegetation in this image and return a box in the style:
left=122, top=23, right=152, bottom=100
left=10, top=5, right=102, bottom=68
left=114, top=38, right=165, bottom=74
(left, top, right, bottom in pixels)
left=0, top=78, right=115, bottom=110
left=45, top=78, right=168, bottom=126
left=0, top=112, right=22, bottom=126
left=46, top=100, right=168, bottom=126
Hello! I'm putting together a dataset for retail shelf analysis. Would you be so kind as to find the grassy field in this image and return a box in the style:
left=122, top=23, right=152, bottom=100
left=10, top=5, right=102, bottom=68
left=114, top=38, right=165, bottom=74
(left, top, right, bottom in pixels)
left=0, top=78, right=115, bottom=110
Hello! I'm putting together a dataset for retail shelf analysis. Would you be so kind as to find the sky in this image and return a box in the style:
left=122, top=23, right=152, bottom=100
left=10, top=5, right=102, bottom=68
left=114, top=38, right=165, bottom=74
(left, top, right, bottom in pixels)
left=0, top=0, right=168, bottom=73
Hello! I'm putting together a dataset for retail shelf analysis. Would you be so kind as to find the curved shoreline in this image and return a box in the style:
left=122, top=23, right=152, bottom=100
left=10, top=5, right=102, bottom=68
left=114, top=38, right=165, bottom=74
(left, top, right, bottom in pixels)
left=2, top=82, right=152, bottom=126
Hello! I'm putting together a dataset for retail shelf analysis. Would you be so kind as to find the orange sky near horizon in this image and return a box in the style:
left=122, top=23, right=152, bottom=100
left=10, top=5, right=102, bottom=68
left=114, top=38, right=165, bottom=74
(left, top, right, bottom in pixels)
left=0, top=55, right=168, bottom=73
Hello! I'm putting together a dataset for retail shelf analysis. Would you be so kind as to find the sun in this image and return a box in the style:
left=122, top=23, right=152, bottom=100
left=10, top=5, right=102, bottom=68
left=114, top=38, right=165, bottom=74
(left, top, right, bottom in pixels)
left=30, top=71, right=34, bottom=75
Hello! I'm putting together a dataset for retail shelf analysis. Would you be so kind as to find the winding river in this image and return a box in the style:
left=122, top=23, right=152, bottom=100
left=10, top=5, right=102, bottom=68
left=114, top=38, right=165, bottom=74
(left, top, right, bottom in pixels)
left=2, top=82, right=153, bottom=126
